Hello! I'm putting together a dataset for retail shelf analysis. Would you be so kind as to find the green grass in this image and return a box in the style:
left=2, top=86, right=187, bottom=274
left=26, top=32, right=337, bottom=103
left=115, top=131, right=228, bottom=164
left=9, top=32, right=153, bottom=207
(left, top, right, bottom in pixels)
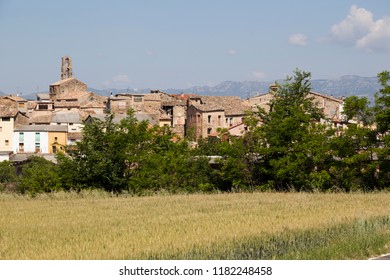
left=151, top=216, right=390, bottom=259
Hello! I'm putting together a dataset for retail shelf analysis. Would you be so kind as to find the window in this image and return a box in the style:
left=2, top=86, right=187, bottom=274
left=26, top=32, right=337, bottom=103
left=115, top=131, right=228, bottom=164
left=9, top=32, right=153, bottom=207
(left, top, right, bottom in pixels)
left=0, top=127, right=2, bottom=132
left=54, top=137, right=58, bottom=142
left=134, top=96, right=143, bottom=102
left=5, top=140, right=9, bottom=146
left=52, top=145, right=57, bottom=154
left=208, top=115, right=211, bottom=123
left=19, top=143, right=24, bottom=152
left=38, top=104, right=48, bottom=110
left=218, top=115, right=221, bottom=126
left=19, top=132, right=24, bottom=142
left=207, top=128, right=212, bottom=135
left=2, top=117, right=10, bottom=122
left=35, top=143, right=40, bottom=153
left=35, top=133, right=40, bottom=152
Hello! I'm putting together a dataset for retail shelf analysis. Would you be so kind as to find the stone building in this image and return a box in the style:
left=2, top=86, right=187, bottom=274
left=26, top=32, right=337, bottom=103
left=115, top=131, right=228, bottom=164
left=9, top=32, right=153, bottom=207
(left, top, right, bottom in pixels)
left=186, top=95, right=251, bottom=140
left=247, top=85, right=345, bottom=123
left=0, top=97, right=29, bottom=153
left=107, top=90, right=187, bottom=138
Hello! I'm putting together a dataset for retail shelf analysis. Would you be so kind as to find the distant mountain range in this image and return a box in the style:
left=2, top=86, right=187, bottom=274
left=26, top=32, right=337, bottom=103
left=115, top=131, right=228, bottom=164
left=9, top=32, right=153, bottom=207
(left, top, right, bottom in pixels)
left=89, top=75, right=381, bottom=102
left=1, top=75, right=381, bottom=102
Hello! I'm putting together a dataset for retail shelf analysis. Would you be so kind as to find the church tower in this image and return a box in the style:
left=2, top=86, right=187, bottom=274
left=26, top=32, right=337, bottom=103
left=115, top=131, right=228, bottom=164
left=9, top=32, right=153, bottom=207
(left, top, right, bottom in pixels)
left=61, top=56, right=73, bottom=80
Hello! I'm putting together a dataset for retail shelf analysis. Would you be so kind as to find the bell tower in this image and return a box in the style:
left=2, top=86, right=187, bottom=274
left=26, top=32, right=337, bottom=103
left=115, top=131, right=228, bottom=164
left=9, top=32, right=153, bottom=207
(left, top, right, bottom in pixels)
left=61, top=56, right=73, bottom=80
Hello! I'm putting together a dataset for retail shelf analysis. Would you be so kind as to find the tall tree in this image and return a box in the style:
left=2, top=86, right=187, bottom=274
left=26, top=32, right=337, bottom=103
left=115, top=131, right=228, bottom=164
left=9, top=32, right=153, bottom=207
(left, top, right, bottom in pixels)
left=245, top=69, right=328, bottom=191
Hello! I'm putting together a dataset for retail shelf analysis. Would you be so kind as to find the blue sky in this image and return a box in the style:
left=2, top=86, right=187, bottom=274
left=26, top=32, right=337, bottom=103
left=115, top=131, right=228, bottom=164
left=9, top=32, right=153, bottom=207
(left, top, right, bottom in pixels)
left=0, top=0, right=389, bottom=95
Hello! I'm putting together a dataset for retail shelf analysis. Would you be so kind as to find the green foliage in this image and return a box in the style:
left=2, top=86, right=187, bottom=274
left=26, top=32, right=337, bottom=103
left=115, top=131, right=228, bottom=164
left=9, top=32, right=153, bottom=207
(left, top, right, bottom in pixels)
left=0, top=161, right=16, bottom=183
left=17, top=156, right=61, bottom=196
left=343, top=96, right=373, bottom=125
left=12, top=69, right=390, bottom=194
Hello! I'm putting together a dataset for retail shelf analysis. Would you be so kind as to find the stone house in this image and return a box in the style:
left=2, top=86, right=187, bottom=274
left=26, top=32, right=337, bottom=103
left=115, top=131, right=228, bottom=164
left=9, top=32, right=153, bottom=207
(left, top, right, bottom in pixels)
left=186, top=95, right=251, bottom=140
left=247, top=85, right=345, bottom=123
left=0, top=98, right=29, bottom=153
left=106, top=91, right=187, bottom=138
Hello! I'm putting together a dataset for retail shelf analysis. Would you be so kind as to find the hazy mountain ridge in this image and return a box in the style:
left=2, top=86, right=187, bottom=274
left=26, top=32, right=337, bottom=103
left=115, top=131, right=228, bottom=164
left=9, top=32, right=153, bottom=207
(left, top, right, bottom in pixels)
left=90, top=75, right=381, bottom=102
left=1, top=76, right=381, bottom=101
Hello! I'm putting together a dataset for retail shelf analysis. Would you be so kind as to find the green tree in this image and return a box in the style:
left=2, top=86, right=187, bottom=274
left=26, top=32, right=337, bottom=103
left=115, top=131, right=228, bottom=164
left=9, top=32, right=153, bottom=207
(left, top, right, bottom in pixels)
left=18, top=156, right=61, bottom=195
left=373, top=70, right=390, bottom=189
left=0, top=161, right=16, bottom=184
left=245, top=69, right=329, bottom=191
left=343, top=96, right=373, bottom=125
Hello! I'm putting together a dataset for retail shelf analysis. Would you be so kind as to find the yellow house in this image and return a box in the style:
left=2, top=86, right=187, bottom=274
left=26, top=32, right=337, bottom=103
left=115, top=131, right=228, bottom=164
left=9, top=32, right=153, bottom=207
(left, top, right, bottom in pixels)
left=48, top=130, right=67, bottom=154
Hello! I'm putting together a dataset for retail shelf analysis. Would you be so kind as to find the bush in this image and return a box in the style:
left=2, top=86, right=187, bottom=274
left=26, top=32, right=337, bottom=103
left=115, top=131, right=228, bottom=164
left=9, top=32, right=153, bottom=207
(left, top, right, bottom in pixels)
left=17, top=156, right=61, bottom=196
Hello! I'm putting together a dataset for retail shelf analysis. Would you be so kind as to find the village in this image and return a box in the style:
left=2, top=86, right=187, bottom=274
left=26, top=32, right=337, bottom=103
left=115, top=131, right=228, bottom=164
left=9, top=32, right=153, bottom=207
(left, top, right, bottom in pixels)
left=0, top=56, right=345, bottom=163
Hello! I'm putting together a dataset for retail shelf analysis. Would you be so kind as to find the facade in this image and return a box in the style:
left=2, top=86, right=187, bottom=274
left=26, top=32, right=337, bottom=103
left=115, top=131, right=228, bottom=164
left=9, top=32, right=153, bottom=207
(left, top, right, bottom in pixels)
left=247, top=86, right=345, bottom=123
left=0, top=103, right=29, bottom=153
left=13, top=125, right=67, bottom=154
left=186, top=95, right=251, bottom=140
left=107, top=91, right=187, bottom=138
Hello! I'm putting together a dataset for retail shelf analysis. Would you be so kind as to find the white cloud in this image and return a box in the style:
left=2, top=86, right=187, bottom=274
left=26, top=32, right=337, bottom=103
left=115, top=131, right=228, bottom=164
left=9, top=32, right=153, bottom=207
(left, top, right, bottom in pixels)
left=288, top=33, right=308, bottom=46
left=251, top=71, right=267, bottom=80
left=356, top=17, right=390, bottom=52
left=329, top=5, right=390, bottom=52
left=227, top=49, right=237, bottom=55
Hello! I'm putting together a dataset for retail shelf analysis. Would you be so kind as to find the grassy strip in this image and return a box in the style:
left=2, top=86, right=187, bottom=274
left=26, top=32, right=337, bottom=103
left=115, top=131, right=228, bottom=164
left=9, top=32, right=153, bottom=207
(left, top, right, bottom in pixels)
left=149, top=216, right=390, bottom=260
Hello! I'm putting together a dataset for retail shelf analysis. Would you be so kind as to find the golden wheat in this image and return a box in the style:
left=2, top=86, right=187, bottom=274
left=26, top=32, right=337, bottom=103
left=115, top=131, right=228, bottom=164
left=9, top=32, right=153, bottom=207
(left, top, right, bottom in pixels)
left=0, top=191, right=389, bottom=259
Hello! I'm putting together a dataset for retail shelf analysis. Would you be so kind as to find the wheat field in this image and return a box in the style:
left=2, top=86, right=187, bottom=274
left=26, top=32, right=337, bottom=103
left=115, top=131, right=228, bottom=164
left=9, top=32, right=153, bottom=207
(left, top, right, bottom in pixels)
left=0, top=191, right=390, bottom=259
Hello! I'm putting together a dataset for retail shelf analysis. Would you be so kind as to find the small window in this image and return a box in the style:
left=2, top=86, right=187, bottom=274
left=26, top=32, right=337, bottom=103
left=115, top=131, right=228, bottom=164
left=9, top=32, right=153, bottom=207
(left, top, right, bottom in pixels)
left=19, top=143, right=24, bottom=152
left=208, top=115, right=211, bottom=123
left=38, top=104, right=48, bottom=110
left=5, top=140, right=9, bottom=146
left=35, top=143, right=40, bottom=153
left=19, top=132, right=24, bottom=142
left=69, top=123, right=73, bottom=126
left=134, top=96, right=143, bottom=102
left=54, top=137, right=58, bottom=141
left=2, top=117, right=10, bottom=122
left=207, top=128, right=212, bottom=135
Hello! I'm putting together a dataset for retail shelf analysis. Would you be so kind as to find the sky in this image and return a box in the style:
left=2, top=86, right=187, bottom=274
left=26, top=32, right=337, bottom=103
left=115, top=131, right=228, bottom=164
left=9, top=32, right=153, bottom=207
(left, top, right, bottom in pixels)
left=0, top=0, right=390, bottom=95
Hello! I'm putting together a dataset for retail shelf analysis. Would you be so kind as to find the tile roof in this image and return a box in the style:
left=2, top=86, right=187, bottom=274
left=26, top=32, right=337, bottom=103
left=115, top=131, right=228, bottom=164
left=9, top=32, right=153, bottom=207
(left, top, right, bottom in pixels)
left=54, top=101, right=80, bottom=108
left=36, top=93, right=50, bottom=100
left=15, top=124, right=68, bottom=132
left=190, top=96, right=251, bottom=115
left=67, top=132, right=83, bottom=140
left=2, top=95, right=26, bottom=102
left=27, top=101, right=38, bottom=110
left=29, top=112, right=53, bottom=124
left=52, top=111, right=81, bottom=123
left=0, top=106, right=18, bottom=117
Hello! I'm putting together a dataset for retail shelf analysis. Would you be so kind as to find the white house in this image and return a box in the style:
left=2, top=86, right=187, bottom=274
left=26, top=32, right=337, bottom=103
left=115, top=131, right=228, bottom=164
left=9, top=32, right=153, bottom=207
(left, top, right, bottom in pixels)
left=13, top=125, right=67, bottom=154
